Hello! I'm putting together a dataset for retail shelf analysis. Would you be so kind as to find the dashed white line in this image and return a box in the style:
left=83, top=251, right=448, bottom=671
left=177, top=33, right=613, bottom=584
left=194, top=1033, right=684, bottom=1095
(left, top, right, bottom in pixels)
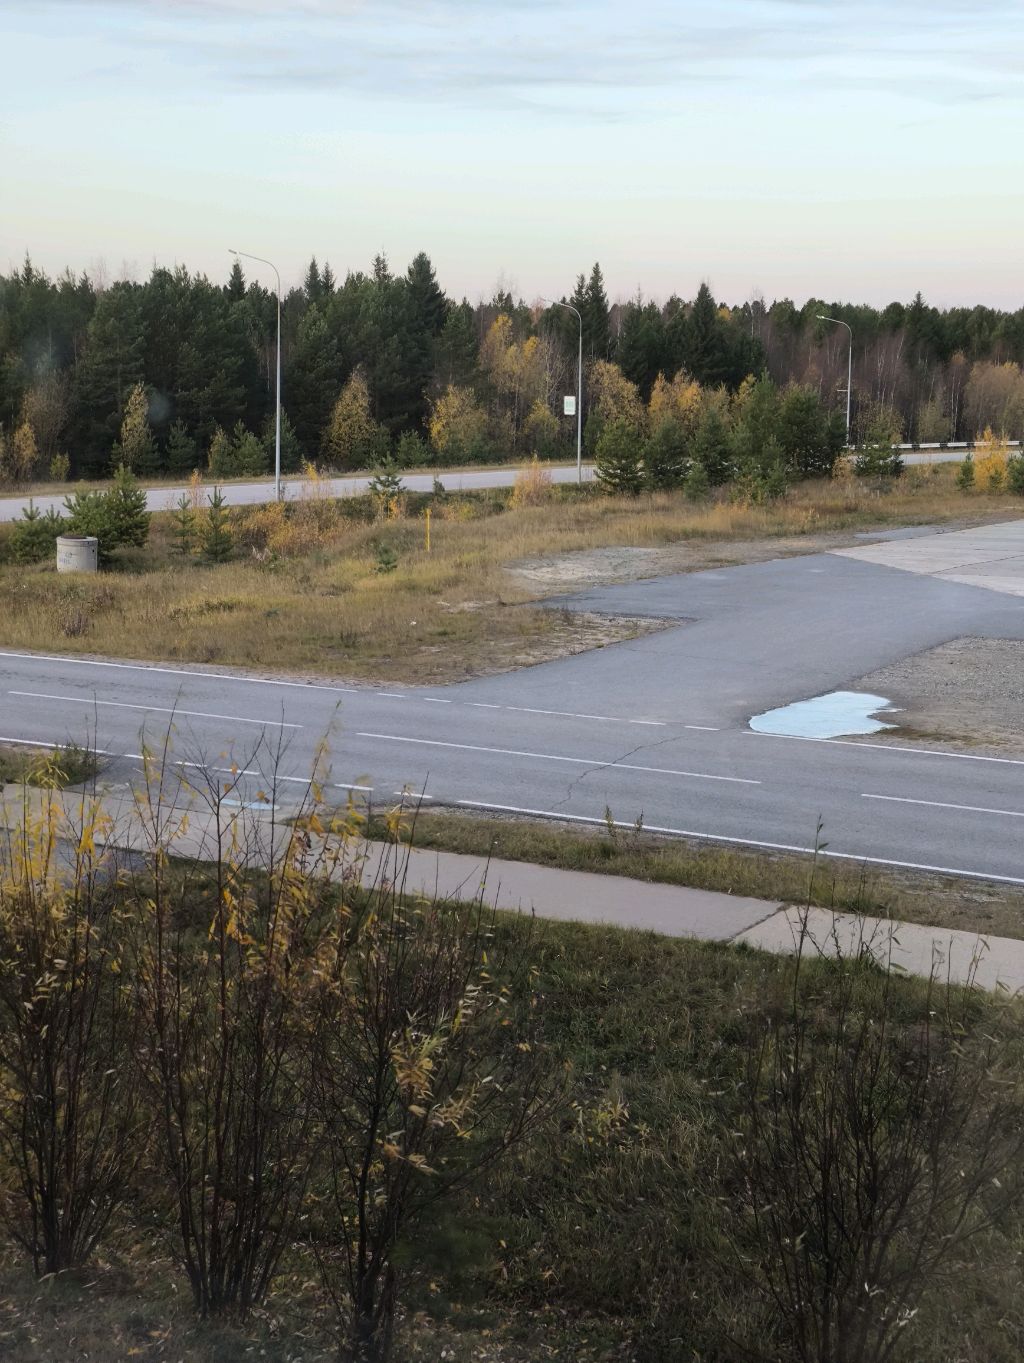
left=0, top=650, right=362, bottom=693
left=685, top=725, right=720, bottom=732
left=10, top=691, right=301, bottom=729
left=376, top=692, right=407, bottom=699
left=863, top=793, right=1024, bottom=819
left=356, top=731, right=759, bottom=785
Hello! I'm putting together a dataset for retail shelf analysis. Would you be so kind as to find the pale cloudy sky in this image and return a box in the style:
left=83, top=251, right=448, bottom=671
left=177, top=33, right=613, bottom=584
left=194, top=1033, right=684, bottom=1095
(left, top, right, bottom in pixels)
left=2, top=0, right=1021, bottom=306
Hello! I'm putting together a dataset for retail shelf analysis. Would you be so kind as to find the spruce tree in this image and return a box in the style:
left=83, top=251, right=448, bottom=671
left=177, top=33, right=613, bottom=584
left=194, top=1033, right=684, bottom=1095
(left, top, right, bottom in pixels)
left=406, top=252, right=449, bottom=337
left=595, top=416, right=644, bottom=495
left=202, top=487, right=233, bottom=562
left=643, top=417, right=686, bottom=490
left=165, top=420, right=199, bottom=476
left=956, top=452, right=975, bottom=491
left=106, top=464, right=150, bottom=547
left=226, top=259, right=246, bottom=302
left=682, top=283, right=730, bottom=388
left=435, top=305, right=478, bottom=388
left=690, top=409, right=732, bottom=486
left=172, top=494, right=197, bottom=556
left=261, top=408, right=304, bottom=474
left=584, top=262, right=610, bottom=359
left=230, top=419, right=268, bottom=476
left=1007, top=454, right=1024, bottom=495
left=11, top=501, right=66, bottom=563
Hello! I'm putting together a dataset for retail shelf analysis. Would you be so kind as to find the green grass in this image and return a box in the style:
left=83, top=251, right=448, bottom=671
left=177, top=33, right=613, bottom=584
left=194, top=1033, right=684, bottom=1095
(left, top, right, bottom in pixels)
left=370, top=807, right=1024, bottom=941
left=0, top=741, right=97, bottom=789
left=1, top=910, right=1021, bottom=1362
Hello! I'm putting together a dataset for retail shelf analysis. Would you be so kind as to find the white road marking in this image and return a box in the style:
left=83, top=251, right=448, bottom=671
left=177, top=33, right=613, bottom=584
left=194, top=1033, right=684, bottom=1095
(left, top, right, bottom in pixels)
left=356, top=731, right=759, bottom=784
left=421, top=697, right=452, bottom=704
left=863, top=793, right=1024, bottom=819
left=492, top=703, right=666, bottom=726
left=452, top=800, right=1024, bottom=886
left=467, top=702, right=501, bottom=708
left=745, top=728, right=1024, bottom=766
left=10, top=691, right=301, bottom=729
left=376, top=692, right=406, bottom=699
left=393, top=790, right=435, bottom=801
left=0, top=650, right=362, bottom=693
left=685, top=725, right=720, bottom=732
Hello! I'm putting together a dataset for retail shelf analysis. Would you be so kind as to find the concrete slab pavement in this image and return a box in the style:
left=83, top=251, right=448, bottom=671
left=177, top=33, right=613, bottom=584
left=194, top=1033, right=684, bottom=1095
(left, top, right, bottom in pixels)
left=834, top=517, right=1024, bottom=597
left=4, top=783, right=1024, bottom=993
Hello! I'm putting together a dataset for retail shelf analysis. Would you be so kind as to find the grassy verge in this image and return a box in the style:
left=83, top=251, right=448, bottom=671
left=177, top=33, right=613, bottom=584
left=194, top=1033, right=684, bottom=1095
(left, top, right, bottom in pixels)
left=0, top=741, right=97, bottom=789
left=1, top=913, right=1020, bottom=1363
left=0, top=467, right=1016, bottom=685
left=370, top=807, right=1024, bottom=940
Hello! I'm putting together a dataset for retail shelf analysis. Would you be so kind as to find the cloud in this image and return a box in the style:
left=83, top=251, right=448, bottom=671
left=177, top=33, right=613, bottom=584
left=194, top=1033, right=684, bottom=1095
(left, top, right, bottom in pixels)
left=5, top=0, right=1023, bottom=114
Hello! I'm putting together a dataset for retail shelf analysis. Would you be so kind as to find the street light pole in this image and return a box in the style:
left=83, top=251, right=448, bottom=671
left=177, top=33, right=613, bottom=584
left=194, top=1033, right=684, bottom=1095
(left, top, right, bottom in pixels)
left=541, top=298, right=583, bottom=483
left=817, top=315, right=853, bottom=447
left=231, top=248, right=282, bottom=499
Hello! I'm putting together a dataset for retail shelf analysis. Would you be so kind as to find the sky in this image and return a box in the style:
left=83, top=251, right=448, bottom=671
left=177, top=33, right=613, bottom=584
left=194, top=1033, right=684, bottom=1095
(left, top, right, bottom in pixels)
left=1, top=0, right=1022, bottom=308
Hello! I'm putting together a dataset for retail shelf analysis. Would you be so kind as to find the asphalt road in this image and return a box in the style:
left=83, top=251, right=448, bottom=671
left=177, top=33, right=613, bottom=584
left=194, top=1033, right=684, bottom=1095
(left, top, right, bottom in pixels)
left=2, top=541, right=1024, bottom=886
left=0, top=447, right=963, bottom=523
left=0, top=464, right=594, bottom=522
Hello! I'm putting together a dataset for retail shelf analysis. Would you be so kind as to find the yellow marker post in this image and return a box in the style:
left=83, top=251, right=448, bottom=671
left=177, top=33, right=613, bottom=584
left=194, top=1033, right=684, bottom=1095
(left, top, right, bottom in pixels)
left=425, top=507, right=431, bottom=553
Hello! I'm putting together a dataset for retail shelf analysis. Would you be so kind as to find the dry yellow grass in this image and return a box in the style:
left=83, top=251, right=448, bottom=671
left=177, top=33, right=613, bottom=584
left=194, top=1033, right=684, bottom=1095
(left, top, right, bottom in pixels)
left=0, top=468, right=1016, bottom=683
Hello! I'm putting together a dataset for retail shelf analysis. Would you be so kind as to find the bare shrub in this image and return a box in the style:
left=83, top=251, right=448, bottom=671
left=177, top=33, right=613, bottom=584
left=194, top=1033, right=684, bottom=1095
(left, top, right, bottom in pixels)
left=0, top=788, right=143, bottom=1274
left=728, top=919, right=1024, bottom=1363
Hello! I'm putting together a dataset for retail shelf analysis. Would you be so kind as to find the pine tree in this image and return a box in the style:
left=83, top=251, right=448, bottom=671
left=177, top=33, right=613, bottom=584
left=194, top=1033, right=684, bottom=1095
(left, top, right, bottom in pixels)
left=682, top=283, right=731, bottom=388
left=684, top=458, right=710, bottom=501
left=617, top=300, right=668, bottom=400
left=1007, top=454, right=1024, bottom=495
left=643, top=417, right=686, bottom=490
left=202, top=487, right=233, bottom=562
left=284, top=308, right=340, bottom=454
left=230, top=419, right=268, bottom=476
left=595, top=416, right=644, bottom=495
left=106, top=464, right=150, bottom=547
left=11, top=500, right=66, bottom=563
left=165, top=420, right=199, bottom=476
left=690, top=409, right=732, bottom=486
left=172, top=494, right=197, bottom=555
left=435, top=304, right=478, bottom=388
left=261, top=408, right=304, bottom=474
left=207, top=425, right=234, bottom=478
left=956, top=452, right=976, bottom=491
left=68, top=282, right=145, bottom=476
left=320, top=261, right=336, bottom=295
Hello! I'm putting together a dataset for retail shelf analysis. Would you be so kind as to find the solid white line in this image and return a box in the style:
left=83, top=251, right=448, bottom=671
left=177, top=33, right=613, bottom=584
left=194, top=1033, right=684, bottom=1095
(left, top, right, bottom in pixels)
left=745, top=728, right=1024, bottom=766
left=356, top=731, right=759, bottom=784
left=10, top=691, right=301, bottom=729
left=0, top=650, right=362, bottom=694
left=863, top=793, right=1024, bottom=819
left=0, top=733, right=142, bottom=760
left=452, top=800, right=1024, bottom=886
left=493, top=703, right=666, bottom=726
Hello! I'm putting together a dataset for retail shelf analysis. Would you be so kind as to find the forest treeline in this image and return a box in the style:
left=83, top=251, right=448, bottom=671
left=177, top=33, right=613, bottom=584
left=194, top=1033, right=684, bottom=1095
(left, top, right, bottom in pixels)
left=2, top=250, right=1024, bottom=480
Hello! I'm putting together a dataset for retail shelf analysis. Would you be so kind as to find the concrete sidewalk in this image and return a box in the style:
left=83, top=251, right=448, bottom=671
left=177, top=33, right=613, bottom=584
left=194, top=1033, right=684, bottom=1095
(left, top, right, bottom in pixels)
left=4, top=784, right=1023, bottom=993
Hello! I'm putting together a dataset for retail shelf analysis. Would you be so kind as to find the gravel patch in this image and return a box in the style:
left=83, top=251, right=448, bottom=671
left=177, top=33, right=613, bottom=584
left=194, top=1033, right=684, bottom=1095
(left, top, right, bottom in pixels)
left=853, top=637, right=1024, bottom=755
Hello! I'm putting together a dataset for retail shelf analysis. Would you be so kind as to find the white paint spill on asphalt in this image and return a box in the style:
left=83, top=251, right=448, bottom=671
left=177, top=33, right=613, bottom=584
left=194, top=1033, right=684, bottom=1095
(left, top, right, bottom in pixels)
left=750, top=691, right=897, bottom=739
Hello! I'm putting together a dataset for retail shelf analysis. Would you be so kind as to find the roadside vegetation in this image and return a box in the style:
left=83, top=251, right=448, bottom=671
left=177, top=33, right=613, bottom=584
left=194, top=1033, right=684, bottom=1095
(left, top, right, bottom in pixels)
left=0, top=741, right=96, bottom=789
left=369, top=807, right=1024, bottom=941
left=0, top=457, right=1017, bottom=683
left=1, top=773, right=1023, bottom=1363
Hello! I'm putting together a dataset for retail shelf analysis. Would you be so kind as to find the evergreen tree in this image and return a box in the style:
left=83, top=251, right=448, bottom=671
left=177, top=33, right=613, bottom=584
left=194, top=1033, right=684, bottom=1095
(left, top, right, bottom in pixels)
left=680, top=283, right=731, bottom=388
left=11, top=501, right=66, bottom=563
left=226, top=259, right=246, bottom=302
left=584, top=262, right=611, bottom=359
left=285, top=307, right=341, bottom=454
left=406, top=252, right=449, bottom=337
left=690, top=408, right=732, bottom=486
left=435, top=303, right=478, bottom=388
left=261, top=408, right=304, bottom=474
left=320, top=261, right=336, bottom=295
left=68, top=282, right=144, bottom=475
left=643, top=416, right=686, bottom=490
left=775, top=386, right=839, bottom=478
left=683, top=458, right=710, bottom=501
left=595, top=416, right=644, bottom=495
left=1007, top=454, right=1024, bottom=495
left=202, top=487, right=233, bottom=562
left=956, top=452, right=975, bottom=491
left=229, top=419, right=269, bottom=476
left=207, top=426, right=233, bottom=478
left=616, top=300, right=667, bottom=400
left=105, top=464, right=150, bottom=547
left=172, top=493, right=197, bottom=555
left=165, top=420, right=199, bottom=476
left=303, top=256, right=322, bottom=303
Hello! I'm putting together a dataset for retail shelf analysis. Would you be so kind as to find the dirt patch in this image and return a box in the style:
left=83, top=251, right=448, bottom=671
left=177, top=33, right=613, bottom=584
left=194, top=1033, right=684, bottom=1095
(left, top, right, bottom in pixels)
left=509, top=530, right=910, bottom=590
left=852, top=637, right=1024, bottom=756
